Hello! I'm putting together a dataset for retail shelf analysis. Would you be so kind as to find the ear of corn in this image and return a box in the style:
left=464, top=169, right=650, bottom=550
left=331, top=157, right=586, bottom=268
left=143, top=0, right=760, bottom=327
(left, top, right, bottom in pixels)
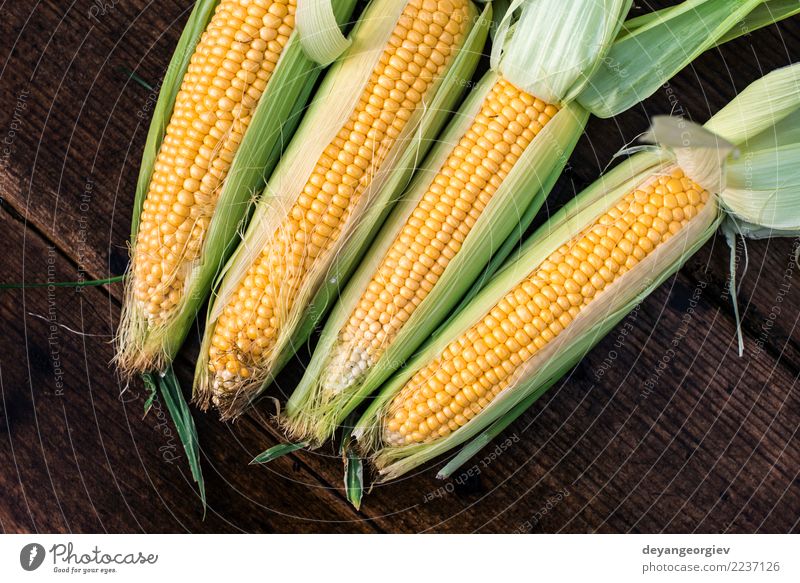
left=193, top=0, right=492, bottom=418
left=354, top=63, right=800, bottom=481
left=577, top=0, right=781, bottom=118
left=381, top=167, right=715, bottom=448
left=117, top=0, right=359, bottom=376
left=279, top=0, right=791, bottom=447
left=285, top=74, right=589, bottom=443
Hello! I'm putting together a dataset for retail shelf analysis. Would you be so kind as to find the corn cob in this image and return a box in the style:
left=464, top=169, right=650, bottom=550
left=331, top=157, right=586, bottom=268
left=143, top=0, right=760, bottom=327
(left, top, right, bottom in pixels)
left=356, top=63, right=800, bottom=480
left=117, top=0, right=358, bottom=375
left=194, top=0, right=491, bottom=417
left=282, top=0, right=790, bottom=446
left=133, top=0, right=296, bottom=324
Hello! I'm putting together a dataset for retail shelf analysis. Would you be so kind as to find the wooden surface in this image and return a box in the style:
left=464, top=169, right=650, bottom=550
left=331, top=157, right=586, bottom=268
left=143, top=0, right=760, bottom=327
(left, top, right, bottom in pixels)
left=1, top=0, right=798, bottom=533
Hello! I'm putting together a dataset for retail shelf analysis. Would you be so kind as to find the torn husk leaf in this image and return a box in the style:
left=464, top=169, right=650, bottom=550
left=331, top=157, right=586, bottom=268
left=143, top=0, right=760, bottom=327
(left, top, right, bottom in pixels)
left=193, top=0, right=490, bottom=419
left=357, top=63, right=800, bottom=481
left=578, top=0, right=774, bottom=118
left=491, top=0, right=631, bottom=103
left=297, top=0, right=352, bottom=66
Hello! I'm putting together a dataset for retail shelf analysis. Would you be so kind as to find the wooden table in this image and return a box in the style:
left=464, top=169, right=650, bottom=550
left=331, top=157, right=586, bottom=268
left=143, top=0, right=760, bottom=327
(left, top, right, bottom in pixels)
left=1, top=1, right=798, bottom=533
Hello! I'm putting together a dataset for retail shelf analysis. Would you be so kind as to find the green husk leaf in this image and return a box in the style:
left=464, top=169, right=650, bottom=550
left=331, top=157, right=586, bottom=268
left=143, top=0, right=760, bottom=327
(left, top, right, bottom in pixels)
left=142, top=372, right=158, bottom=418
left=721, top=223, right=745, bottom=356
left=194, top=1, right=490, bottom=418
left=119, top=0, right=358, bottom=376
left=297, top=0, right=353, bottom=65
left=713, top=0, right=800, bottom=47
left=251, top=441, right=308, bottom=464
left=493, top=0, right=631, bottom=103
left=618, top=0, right=704, bottom=35
left=577, top=0, right=766, bottom=119
left=703, top=61, right=800, bottom=146
left=734, top=108, right=800, bottom=153
left=151, top=367, right=206, bottom=511
left=344, top=449, right=363, bottom=510
left=723, top=142, right=800, bottom=230
left=341, top=421, right=363, bottom=510
left=487, top=0, right=512, bottom=40
left=0, top=274, right=124, bottom=290
left=691, top=63, right=800, bottom=232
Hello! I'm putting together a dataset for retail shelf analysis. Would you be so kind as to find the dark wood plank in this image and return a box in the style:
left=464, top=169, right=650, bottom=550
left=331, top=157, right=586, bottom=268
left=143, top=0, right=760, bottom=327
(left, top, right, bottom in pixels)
left=0, top=0, right=195, bottom=280
left=0, top=210, right=375, bottom=533
left=683, top=236, right=800, bottom=369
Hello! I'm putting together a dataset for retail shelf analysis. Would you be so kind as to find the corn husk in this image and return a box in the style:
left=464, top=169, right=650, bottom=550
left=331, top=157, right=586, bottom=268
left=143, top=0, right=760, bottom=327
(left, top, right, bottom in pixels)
left=193, top=0, right=492, bottom=418
left=491, top=0, right=631, bottom=103
left=357, top=63, right=800, bottom=481
left=296, top=0, right=352, bottom=66
left=276, top=0, right=795, bottom=450
left=117, top=0, right=358, bottom=375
